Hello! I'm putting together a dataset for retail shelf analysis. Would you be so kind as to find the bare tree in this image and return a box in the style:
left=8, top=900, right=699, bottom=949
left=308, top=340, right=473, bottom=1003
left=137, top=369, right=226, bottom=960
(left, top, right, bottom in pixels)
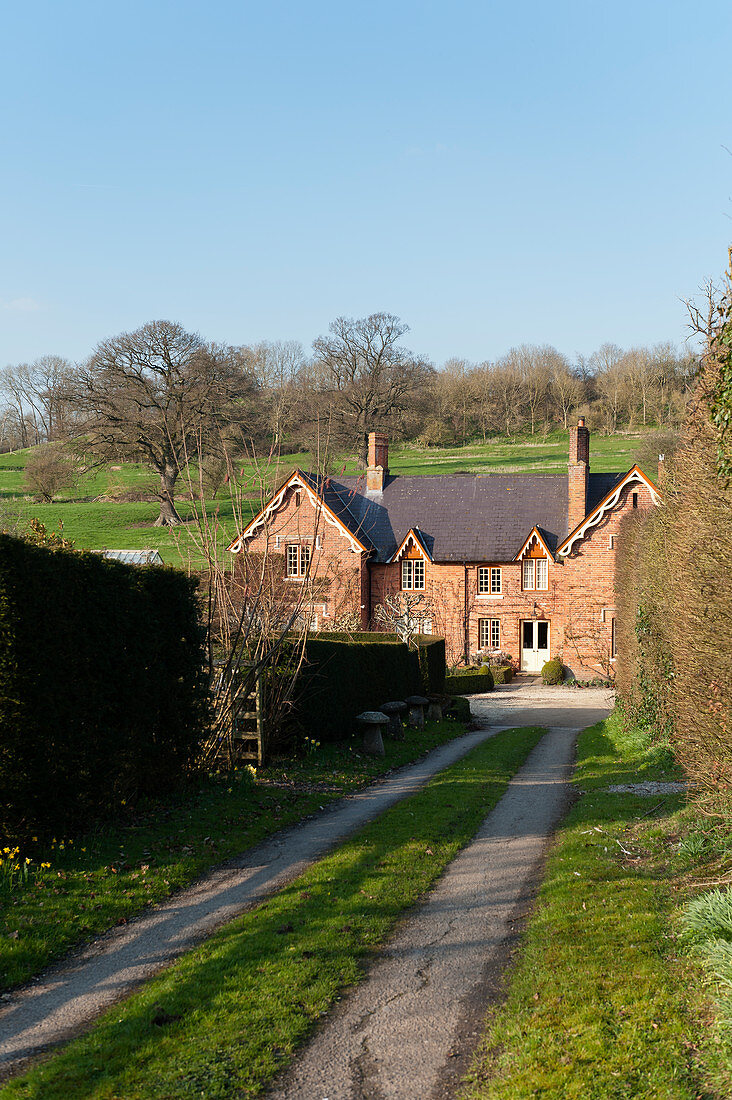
left=312, top=313, right=435, bottom=465
left=0, top=357, right=75, bottom=447
left=249, top=340, right=307, bottom=450
left=24, top=444, right=79, bottom=502
left=66, top=321, right=257, bottom=526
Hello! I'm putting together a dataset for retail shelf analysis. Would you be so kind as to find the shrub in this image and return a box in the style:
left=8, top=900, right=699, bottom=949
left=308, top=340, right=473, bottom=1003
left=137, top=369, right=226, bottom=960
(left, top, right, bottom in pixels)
left=0, top=535, right=208, bottom=838
left=446, top=695, right=472, bottom=723
left=541, top=658, right=564, bottom=685
left=445, top=667, right=494, bottom=695
left=492, top=665, right=513, bottom=685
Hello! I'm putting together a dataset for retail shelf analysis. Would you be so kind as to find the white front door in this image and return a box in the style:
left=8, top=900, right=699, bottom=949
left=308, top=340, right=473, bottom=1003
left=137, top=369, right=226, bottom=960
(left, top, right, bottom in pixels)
left=521, top=620, right=550, bottom=673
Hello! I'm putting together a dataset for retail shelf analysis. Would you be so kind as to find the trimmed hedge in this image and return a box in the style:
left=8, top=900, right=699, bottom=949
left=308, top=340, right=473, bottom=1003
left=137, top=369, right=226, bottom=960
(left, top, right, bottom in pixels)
left=413, top=635, right=446, bottom=694
left=0, top=536, right=208, bottom=837
left=295, top=634, right=422, bottom=741
left=445, top=668, right=495, bottom=695
left=541, top=657, right=565, bottom=685
left=492, top=665, right=513, bottom=684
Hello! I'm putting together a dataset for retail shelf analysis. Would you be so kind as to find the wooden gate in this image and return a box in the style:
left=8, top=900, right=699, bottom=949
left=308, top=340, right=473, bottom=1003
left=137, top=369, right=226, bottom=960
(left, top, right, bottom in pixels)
left=232, top=671, right=265, bottom=767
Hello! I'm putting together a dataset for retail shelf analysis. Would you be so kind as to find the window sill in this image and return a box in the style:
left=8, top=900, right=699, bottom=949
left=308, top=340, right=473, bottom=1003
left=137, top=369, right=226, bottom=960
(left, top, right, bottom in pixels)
left=477, top=594, right=503, bottom=600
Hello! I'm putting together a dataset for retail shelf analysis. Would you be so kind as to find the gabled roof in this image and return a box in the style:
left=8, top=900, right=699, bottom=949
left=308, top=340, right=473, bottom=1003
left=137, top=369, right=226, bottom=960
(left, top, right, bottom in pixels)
left=514, top=527, right=555, bottom=562
left=557, top=465, right=661, bottom=557
left=389, top=527, right=434, bottom=563
left=228, top=463, right=661, bottom=565
left=226, top=469, right=372, bottom=555
left=326, top=472, right=570, bottom=562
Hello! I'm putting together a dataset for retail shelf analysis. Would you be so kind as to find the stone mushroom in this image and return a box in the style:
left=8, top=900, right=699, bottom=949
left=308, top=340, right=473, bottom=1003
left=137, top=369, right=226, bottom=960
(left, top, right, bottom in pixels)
left=405, top=695, right=429, bottom=730
left=380, top=700, right=407, bottom=740
left=426, top=694, right=446, bottom=722
left=355, top=711, right=389, bottom=756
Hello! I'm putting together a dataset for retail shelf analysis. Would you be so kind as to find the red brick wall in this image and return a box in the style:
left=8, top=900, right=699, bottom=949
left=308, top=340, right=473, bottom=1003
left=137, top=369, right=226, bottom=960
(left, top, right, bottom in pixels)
left=240, top=483, right=368, bottom=628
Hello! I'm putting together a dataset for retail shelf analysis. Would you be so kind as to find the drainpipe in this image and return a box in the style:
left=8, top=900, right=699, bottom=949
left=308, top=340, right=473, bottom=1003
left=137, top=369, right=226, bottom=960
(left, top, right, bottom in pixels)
left=463, top=562, right=469, bottom=665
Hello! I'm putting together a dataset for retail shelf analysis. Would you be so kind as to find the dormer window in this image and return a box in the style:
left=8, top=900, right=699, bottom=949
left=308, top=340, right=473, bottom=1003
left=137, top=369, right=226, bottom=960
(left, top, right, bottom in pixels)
left=522, top=557, right=548, bottom=591
left=401, top=558, right=425, bottom=590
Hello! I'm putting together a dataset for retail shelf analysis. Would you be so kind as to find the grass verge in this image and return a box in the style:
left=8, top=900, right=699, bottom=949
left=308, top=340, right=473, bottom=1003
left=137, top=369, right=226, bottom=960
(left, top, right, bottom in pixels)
left=1, top=726, right=544, bottom=1099
left=459, top=711, right=720, bottom=1100
left=0, top=719, right=469, bottom=994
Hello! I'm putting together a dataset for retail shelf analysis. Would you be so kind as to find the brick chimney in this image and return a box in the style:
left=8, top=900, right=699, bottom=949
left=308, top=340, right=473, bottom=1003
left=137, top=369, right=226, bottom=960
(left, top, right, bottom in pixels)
left=568, top=417, right=590, bottom=532
left=366, top=432, right=388, bottom=493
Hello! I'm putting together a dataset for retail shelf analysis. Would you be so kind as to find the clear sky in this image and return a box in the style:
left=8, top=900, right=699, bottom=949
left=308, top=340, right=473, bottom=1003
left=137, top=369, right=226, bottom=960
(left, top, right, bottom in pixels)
left=1, top=0, right=730, bottom=368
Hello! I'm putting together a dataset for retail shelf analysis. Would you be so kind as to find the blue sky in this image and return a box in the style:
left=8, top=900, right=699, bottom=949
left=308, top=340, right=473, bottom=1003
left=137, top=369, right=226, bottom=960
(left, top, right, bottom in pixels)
left=1, top=0, right=730, bottom=367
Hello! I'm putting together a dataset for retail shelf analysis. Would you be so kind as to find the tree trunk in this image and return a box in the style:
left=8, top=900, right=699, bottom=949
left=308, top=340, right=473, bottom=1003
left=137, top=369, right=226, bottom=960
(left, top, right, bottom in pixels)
left=154, top=463, right=183, bottom=526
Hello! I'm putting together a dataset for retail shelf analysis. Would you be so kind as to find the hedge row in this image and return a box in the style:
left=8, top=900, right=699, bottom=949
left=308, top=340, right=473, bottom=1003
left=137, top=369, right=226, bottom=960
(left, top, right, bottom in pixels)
left=445, top=668, right=495, bottom=695
left=413, top=635, right=446, bottom=694
left=294, top=634, right=428, bottom=741
left=0, top=536, right=208, bottom=837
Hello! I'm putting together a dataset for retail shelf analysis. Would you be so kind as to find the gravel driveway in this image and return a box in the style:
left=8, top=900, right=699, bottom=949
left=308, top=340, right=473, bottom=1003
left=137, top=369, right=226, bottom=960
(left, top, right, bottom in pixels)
left=269, top=681, right=613, bottom=1100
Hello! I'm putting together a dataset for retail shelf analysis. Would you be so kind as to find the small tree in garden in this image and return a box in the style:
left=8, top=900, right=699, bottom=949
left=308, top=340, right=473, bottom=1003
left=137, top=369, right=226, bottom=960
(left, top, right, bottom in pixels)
left=373, top=592, right=431, bottom=645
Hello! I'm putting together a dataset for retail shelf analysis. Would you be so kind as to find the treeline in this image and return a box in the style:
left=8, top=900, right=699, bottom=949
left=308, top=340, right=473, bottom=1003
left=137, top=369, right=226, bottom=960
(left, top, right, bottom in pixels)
left=0, top=313, right=696, bottom=459
left=616, top=262, right=732, bottom=798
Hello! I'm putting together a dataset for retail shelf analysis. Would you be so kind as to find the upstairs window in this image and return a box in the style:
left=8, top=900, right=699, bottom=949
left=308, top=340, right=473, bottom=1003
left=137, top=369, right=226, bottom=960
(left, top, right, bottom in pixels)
left=401, top=558, right=425, bottom=590
left=522, top=556, right=548, bottom=591
left=478, top=567, right=502, bottom=595
left=286, top=544, right=311, bottom=577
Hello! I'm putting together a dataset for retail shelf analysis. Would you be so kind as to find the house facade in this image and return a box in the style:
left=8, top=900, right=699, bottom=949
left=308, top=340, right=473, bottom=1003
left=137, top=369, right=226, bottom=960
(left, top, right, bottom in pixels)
left=228, top=423, right=662, bottom=677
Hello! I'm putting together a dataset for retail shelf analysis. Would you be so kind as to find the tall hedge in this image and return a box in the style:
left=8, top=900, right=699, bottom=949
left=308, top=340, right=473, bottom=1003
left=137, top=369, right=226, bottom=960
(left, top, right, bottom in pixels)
left=413, top=635, right=446, bottom=694
left=0, top=536, right=208, bottom=837
left=295, top=634, right=421, bottom=741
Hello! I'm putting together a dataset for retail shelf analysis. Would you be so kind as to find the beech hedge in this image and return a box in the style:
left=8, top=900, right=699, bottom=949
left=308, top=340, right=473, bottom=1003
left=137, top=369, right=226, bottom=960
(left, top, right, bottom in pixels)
left=0, top=536, right=208, bottom=837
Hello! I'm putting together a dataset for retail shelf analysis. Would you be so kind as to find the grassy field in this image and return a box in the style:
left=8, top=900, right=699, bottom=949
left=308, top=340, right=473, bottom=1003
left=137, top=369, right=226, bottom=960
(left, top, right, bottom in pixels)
left=459, top=713, right=725, bottom=1100
left=0, top=718, right=473, bottom=994
left=0, top=726, right=544, bottom=1099
left=0, top=429, right=658, bottom=563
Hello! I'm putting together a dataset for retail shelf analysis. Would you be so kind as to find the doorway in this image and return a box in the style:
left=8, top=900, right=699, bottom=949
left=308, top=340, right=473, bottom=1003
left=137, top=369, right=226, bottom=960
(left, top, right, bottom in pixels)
left=521, top=620, right=550, bottom=673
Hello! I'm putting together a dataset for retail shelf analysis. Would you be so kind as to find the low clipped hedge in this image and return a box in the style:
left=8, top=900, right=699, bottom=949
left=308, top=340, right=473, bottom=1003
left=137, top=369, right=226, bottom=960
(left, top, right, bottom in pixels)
left=492, top=665, right=513, bottom=684
left=445, top=667, right=495, bottom=695
left=295, top=634, right=422, bottom=741
left=0, top=535, right=208, bottom=838
left=413, top=635, right=446, bottom=694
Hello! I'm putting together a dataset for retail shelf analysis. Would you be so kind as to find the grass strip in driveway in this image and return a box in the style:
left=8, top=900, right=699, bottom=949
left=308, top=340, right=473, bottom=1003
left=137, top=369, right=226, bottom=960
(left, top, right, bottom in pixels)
left=459, top=712, right=713, bottom=1100
left=0, top=726, right=544, bottom=1099
left=0, top=718, right=468, bottom=994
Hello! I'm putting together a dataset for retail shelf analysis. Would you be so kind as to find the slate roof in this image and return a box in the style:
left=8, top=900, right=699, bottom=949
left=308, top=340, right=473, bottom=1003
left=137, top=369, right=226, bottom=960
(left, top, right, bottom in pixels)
left=297, top=470, right=628, bottom=564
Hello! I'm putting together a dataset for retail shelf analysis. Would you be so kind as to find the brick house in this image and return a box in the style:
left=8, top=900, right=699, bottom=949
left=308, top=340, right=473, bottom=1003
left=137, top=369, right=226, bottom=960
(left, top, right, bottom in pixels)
left=228, top=422, right=662, bottom=677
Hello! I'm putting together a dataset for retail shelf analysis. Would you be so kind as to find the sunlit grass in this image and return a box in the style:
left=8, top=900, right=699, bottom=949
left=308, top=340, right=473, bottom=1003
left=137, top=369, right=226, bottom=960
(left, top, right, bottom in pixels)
left=1, top=727, right=544, bottom=1099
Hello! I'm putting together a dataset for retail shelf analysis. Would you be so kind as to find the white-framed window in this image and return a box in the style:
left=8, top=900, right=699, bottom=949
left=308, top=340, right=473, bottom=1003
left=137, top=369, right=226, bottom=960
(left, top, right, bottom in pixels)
left=611, top=617, right=617, bottom=659
left=522, top=557, right=548, bottom=591
left=401, top=558, right=425, bottom=590
left=478, top=566, right=502, bottom=594
left=478, top=619, right=500, bottom=649
left=286, top=544, right=311, bottom=577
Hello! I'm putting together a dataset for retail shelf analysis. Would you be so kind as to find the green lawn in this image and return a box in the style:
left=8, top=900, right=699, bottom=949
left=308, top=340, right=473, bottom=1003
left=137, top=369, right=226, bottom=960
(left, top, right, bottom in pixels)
left=459, top=714, right=722, bottom=1100
left=0, top=430, right=655, bottom=563
left=0, top=727, right=544, bottom=1099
